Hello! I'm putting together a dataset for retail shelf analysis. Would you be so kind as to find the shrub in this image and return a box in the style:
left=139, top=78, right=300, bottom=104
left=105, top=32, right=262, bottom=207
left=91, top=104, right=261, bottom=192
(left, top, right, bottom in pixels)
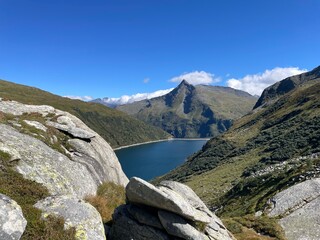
left=85, top=182, right=126, bottom=223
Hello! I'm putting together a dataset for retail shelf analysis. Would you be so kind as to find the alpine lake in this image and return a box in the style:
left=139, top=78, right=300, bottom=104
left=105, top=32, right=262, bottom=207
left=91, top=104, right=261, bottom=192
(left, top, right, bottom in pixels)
left=115, top=139, right=208, bottom=181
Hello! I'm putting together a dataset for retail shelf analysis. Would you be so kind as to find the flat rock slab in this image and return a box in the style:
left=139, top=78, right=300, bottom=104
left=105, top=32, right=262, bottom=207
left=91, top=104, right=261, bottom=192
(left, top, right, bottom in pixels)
left=269, top=178, right=320, bottom=217
left=0, top=193, right=27, bottom=240
left=47, top=121, right=96, bottom=140
left=126, top=177, right=211, bottom=224
left=267, top=178, right=320, bottom=240
left=0, top=100, right=55, bottom=116
left=279, top=196, right=320, bottom=240
left=35, top=195, right=106, bottom=240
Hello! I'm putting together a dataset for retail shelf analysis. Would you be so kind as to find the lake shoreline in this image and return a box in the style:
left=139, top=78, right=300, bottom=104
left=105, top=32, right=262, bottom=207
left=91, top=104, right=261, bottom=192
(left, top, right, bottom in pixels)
left=114, top=137, right=210, bottom=151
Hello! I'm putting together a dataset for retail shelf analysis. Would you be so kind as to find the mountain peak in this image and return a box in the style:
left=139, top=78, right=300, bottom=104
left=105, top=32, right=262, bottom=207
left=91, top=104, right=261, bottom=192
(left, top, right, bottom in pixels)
left=179, top=79, right=191, bottom=86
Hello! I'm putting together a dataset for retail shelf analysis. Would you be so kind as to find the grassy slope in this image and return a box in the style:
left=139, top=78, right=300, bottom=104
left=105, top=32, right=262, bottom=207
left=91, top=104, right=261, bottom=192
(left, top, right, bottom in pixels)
left=156, top=74, right=320, bottom=239
left=0, top=79, right=171, bottom=148
left=117, top=81, right=256, bottom=138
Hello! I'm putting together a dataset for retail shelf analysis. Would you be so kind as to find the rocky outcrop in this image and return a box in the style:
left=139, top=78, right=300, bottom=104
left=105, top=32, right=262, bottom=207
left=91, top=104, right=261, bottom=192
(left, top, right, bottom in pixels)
left=267, top=178, right=320, bottom=240
left=0, top=99, right=128, bottom=199
left=0, top=194, right=27, bottom=240
left=254, top=65, right=320, bottom=109
left=0, top=99, right=129, bottom=239
left=35, top=196, right=105, bottom=240
left=109, top=177, right=234, bottom=240
left=0, top=123, right=98, bottom=198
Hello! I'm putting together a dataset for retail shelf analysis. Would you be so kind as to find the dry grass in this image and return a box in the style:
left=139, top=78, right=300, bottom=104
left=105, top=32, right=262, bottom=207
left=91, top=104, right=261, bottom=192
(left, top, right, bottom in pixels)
left=85, top=182, right=126, bottom=223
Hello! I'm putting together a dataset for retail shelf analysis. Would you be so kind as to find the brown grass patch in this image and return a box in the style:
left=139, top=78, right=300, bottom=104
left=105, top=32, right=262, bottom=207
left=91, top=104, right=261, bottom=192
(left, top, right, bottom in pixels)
left=85, top=182, right=125, bottom=223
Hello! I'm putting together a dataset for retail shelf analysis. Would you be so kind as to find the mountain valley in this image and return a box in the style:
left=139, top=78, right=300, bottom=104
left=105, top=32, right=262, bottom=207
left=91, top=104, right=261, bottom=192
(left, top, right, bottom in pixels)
left=156, top=66, right=320, bottom=240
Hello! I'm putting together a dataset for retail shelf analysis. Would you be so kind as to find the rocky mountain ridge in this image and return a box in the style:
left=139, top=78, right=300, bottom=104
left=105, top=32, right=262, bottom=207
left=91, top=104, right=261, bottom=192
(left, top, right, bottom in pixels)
left=116, top=80, right=257, bottom=138
left=157, top=66, right=320, bottom=240
left=254, top=65, right=320, bottom=109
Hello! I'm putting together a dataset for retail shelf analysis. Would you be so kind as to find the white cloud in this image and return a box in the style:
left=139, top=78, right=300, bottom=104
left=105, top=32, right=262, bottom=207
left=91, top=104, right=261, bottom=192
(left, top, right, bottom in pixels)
left=227, top=67, right=307, bottom=96
left=64, top=95, right=93, bottom=101
left=143, top=78, right=150, bottom=84
left=170, top=71, right=220, bottom=85
left=101, top=88, right=174, bottom=106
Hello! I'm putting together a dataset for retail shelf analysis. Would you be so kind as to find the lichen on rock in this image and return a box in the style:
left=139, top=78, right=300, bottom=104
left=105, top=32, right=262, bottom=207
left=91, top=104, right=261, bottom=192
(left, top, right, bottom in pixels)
left=0, top=193, right=27, bottom=240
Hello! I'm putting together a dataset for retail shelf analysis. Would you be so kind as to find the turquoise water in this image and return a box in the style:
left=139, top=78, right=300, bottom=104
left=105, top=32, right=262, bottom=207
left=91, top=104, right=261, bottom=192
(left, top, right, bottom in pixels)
left=115, top=139, right=207, bottom=181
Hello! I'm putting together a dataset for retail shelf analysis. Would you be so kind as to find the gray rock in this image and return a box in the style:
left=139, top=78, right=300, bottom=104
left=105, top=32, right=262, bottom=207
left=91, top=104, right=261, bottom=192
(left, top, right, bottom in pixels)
left=205, top=218, right=234, bottom=240
left=35, top=195, right=106, bottom=240
left=268, top=178, right=320, bottom=217
left=46, top=120, right=95, bottom=140
left=279, top=197, right=320, bottom=240
left=23, top=120, right=47, bottom=132
left=126, top=177, right=211, bottom=224
left=109, top=205, right=170, bottom=240
left=0, top=100, right=128, bottom=194
left=159, top=181, right=211, bottom=216
left=0, top=100, right=55, bottom=116
left=68, top=137, right=128, bottom=187
left=159, top=180, right=232, bottom=239
left=50, top=112, right=128, bottom=186
left=0, top=193, right=27, bottom=240
left=158, top=210, right=209, bottom=240
left=267, top=179, right=320, bottom=240
left=0, top=124, right=98, bottom=198
left=127, top=204, right=163, bottom=229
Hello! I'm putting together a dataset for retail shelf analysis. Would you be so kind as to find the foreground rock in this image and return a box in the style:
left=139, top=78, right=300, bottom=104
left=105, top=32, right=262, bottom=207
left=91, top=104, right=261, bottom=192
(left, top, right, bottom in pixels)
left=35, top=195, right=105, bottom=240
left=0, top=194, right=27, bottom=240
left=0, top=99, right=129, bottom=239
left=0, top=99, right=128, bottom=199
left=109, top=177, right=234, bottom=240
left=267, top=178, right=320, bottom=240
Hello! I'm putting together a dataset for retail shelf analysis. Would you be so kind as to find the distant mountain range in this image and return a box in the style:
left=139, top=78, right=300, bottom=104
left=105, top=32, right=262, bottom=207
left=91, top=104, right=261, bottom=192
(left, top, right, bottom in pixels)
left=0, top=80, right=171, bottom=148
left=156, top=66, right=320, bottom=240
left=112, top=80, right=257, bottom=138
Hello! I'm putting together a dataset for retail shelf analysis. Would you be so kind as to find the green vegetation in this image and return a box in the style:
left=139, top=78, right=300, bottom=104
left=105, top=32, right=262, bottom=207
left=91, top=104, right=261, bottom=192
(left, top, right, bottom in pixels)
left=224, top=215, right=286, bottom=240
left=157, top=69, right=320, bottom=239
left=117, top=80, right=256, bottom=138
left=0, top=149, right=76, bottom=239
left=0, top=79, right=171, bottom=148
left=85, top=182, right=126, bottom=224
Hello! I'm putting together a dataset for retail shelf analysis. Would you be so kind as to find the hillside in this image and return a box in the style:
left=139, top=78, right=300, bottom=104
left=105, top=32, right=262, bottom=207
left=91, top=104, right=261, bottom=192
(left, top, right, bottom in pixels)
left=254, top=66, right=320, bottom=109
left=116, top=80, right=257, bottom=138
left=0, top=79, right=171, bottom=148
left=156, top=66, right=320, bottom=239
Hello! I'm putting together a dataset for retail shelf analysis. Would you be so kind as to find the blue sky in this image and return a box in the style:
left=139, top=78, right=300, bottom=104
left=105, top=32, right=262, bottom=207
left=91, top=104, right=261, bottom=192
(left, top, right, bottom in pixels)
left=0, top=0, right=319, bottom=101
